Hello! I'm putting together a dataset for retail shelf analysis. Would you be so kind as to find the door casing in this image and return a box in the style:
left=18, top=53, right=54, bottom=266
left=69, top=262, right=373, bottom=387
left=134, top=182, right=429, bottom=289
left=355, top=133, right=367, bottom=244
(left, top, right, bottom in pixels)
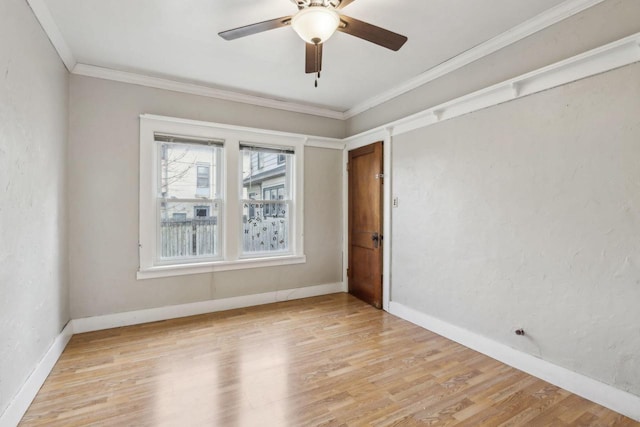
left=343, top=131, right=392, bottom=311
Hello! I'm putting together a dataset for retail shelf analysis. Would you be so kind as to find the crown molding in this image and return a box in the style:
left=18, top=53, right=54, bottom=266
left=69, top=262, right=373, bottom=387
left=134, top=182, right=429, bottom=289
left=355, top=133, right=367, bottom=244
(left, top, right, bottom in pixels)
left=30, top=0, right=605, bottom=121
left=344, top=32, right=640, bottom=143
left=71, top=64, right=347, bottom=120
left=26, top=0, right=76, bottom=71
left=343, top=0, right=606, bottom=119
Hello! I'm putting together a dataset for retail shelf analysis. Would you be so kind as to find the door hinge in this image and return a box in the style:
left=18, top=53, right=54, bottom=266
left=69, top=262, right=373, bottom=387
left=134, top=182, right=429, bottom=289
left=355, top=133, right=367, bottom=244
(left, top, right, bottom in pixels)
left=346, top=162, right=350, bottom=172
left=346, top=267, right=350, bottom=277
left=375, top=173, right=384, bottom=179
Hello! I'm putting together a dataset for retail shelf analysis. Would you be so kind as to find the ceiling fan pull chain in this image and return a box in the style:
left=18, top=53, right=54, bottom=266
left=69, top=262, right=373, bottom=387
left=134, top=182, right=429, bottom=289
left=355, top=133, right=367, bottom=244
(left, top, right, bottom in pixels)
left=314, top=41, right=320, bottom=88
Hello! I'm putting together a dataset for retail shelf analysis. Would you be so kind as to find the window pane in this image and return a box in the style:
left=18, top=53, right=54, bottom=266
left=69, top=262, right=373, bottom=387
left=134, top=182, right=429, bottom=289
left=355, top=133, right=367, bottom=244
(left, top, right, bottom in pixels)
left=159, top=201, right=220, bottom=258
left=241, top=148, right=291, bottom=201
left=196, top=165, right=210, bottom=188
left=241, top=146, right=293, bottom=257
left=259, top=185, right=285, bottom=218
left=160, top=143, right=220, bottom=199
left=242, top=201, right=289, bottom=253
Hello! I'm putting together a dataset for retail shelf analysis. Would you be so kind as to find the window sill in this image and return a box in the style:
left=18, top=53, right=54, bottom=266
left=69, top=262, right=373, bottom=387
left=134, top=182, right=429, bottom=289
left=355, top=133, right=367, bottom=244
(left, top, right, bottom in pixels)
left=137, top=255, right=306, bottom=280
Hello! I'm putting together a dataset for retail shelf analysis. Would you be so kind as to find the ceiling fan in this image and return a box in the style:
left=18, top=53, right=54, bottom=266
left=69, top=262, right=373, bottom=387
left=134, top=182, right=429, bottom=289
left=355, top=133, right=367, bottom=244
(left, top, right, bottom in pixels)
left=218, top=0, right=408, bottom=86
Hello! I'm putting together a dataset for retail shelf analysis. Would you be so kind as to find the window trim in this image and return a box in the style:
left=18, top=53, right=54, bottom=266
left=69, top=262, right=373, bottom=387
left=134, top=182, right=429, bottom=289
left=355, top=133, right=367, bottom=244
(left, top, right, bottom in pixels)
left=138, top=114, right=306, bottom=279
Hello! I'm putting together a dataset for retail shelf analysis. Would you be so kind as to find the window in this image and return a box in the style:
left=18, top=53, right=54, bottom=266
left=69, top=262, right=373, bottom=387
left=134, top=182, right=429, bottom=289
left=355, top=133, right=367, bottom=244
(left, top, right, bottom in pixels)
left=262, top=185, right=285, bottom=218
left=194, top=206, right=210, bottom=217
left=196, top=163, right=210, bottom=185
left=241, top=146, right=293, bottom=256
left=195, top=163, right=210, bottom=197
left=156, top=134, right=223, bottom=262
left=139, top=115, right=305, bottom=279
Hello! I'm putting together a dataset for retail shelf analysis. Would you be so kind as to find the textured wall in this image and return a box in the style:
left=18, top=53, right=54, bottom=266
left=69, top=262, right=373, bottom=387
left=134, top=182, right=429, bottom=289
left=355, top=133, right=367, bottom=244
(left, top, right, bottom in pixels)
left=0, top=0, right=69, bottom=416
left=391, top=63, right=640, bottom=395
left=68, top=76, right=343, bottom=318
left=346, top=0, right=640, bottom=136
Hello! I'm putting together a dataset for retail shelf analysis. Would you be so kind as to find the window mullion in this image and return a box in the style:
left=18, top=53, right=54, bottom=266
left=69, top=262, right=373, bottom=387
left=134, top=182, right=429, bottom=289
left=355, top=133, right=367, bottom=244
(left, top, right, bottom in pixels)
left=225, top=137, right=240, bottom=261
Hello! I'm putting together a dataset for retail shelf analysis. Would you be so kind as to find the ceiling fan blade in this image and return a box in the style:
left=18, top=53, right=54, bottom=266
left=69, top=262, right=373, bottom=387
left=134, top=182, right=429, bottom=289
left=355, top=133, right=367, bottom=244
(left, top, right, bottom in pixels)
left=337, top=15, right=407, bottom=51
left=305, top=43, right=323, bottom=74
left=336, top=0, right=357, bottom=9
left=218, top=16, right=292, bottom=41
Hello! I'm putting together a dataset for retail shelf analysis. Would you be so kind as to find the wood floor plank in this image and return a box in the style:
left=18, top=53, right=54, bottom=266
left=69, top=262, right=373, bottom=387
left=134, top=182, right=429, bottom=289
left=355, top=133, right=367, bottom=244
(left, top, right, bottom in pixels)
left=19, top=294, right=638, bottom=426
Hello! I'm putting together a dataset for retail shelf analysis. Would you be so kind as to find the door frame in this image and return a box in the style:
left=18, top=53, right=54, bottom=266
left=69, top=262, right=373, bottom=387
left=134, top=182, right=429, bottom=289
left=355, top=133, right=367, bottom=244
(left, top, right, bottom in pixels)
left=343, top=128, right=392, bottom=311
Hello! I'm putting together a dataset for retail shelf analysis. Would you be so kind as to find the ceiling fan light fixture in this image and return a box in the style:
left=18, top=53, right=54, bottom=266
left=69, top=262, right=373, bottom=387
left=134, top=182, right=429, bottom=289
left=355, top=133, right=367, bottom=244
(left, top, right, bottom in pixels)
left=291, top=7, right=340, bottom=44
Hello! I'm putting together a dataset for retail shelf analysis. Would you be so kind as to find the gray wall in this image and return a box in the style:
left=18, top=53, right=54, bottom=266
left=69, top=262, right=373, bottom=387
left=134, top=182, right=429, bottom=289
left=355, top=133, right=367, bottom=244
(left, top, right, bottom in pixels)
left=391, top=63, right=640, bottom=395
left=0, top=0, right=69, bottom=416
left=3, top=0, right=637, bottom=418
left=346, top=0, right=640, bottom=135
left=68, top=76, right=343, bottom=318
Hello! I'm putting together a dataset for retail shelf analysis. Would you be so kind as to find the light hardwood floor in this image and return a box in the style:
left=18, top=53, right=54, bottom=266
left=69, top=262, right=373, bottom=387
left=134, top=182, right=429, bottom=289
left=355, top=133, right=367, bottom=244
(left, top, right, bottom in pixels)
left=20, top=293, right=638, bottom=426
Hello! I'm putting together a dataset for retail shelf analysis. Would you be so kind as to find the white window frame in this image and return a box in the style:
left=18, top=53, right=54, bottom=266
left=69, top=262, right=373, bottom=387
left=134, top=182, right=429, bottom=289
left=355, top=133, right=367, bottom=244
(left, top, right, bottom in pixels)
left=138, top=114, right=305, bottom=280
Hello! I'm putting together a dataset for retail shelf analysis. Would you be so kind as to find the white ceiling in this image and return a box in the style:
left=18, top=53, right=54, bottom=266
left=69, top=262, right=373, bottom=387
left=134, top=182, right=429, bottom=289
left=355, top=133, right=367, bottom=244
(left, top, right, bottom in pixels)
left=42, top=0, right=569, bottom=113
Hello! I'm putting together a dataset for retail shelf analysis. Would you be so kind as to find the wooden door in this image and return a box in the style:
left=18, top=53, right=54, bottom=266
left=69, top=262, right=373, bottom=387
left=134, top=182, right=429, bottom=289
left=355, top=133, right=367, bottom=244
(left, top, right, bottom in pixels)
left=348, top=142, right=383, bottom=308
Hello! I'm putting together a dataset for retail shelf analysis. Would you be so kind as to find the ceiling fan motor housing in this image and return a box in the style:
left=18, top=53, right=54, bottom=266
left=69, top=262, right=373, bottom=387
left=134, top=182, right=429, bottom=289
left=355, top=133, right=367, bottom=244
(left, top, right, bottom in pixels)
left=291, top=0, right=341, bottom=9
left=291, top=6, right=340, bottom=44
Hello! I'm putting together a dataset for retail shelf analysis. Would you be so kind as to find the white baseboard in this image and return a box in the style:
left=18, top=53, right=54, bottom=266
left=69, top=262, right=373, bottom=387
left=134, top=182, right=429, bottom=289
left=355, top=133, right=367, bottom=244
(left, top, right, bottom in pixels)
left=0, top=283, right=343, bottom=427
left=388, top=301, right=640, bottom=422
left=0, top=322, right=74, bottom=427
left=72, top=282, right=344, bottom=333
